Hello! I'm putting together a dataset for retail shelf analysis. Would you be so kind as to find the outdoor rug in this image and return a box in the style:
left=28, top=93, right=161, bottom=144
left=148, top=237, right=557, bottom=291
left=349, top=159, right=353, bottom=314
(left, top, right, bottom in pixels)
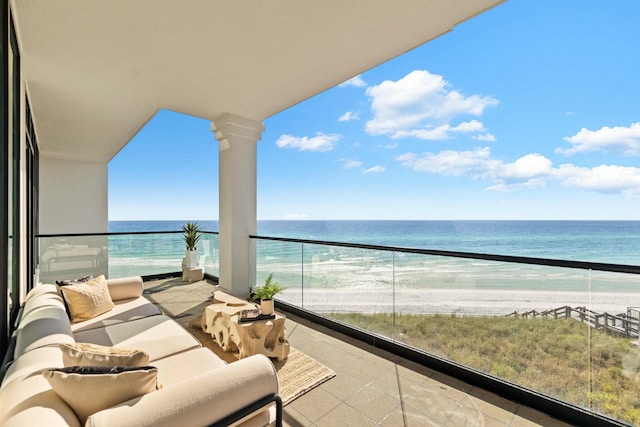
left=185, top=317, right=335, bottom=406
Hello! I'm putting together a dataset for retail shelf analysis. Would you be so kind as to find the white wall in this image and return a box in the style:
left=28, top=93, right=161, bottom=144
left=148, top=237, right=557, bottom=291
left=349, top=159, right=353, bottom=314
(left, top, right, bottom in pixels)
left=39, top=156, right=108, bottom=234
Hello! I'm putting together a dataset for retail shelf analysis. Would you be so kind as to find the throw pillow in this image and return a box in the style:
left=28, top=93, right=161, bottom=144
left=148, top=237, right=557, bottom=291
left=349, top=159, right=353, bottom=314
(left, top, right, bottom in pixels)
left=59, top=275, right=115, bottom=322
left=43, top=366, right=159, bottom=424
left=56, top=274, right=94, bottom=287
left=57, top=342, right=150, bottom=367
left=55, top=275, right=94, bottom=316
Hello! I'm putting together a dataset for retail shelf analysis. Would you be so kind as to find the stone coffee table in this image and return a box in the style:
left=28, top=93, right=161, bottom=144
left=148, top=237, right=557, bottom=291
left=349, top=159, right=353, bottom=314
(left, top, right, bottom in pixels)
left=202, top=292, right=290, bottom=361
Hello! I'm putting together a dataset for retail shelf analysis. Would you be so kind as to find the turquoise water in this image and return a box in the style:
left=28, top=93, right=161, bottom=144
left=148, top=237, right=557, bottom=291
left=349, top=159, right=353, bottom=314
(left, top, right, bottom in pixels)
left=109, top=220, right=640, bottom=265
left=105, top=220, right=640, bottom=293
left=104, top=220, right=640, bottom=309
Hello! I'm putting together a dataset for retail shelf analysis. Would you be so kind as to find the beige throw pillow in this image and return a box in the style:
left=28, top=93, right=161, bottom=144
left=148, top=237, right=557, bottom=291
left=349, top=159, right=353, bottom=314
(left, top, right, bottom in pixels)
left=55, top=274, right=94, bottom=316
left=43, top=366, right=159, bottom=424
left=58, top=342, right=150, bottom=367
left=60, top=275, right=115, bottom=322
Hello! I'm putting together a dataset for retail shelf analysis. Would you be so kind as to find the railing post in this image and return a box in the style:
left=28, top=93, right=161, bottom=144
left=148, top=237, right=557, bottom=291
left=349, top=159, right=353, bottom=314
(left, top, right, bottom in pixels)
left=392, top=250, right=396, bottom=341
left=625, top=318, right=630, bottom=337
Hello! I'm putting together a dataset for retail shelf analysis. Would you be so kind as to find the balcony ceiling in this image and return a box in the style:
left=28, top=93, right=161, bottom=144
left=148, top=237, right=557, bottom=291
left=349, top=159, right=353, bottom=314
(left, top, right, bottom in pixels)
left=12, top=0, right=504, bottom=163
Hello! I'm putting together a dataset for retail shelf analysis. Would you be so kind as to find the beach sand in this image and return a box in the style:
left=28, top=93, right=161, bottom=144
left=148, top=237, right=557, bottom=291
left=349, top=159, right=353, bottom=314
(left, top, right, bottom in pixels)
left=280, top=288, right=640, bottom=316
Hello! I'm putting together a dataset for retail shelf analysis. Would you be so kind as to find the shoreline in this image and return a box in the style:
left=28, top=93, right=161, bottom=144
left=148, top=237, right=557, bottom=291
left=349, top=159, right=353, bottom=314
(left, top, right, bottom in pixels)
left=280, top=288, right=640, bottom=316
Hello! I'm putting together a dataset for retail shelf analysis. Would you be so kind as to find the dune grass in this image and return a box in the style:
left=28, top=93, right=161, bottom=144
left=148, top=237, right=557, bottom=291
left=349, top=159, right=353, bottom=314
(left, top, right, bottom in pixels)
left=329, top=312, right=640, bottom=425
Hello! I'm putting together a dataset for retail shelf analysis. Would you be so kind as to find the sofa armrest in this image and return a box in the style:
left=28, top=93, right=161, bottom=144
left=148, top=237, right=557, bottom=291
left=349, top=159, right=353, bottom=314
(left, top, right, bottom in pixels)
left=106, top=277, right=143, bottom=301
left=86, top=354, right=279, bottom=427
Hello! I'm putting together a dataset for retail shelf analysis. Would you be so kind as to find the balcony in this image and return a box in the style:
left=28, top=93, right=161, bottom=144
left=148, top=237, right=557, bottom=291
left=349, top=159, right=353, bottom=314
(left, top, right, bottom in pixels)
left=144, top=277, right=572, bottom=426
left=36, top=231, right=640, bottom=426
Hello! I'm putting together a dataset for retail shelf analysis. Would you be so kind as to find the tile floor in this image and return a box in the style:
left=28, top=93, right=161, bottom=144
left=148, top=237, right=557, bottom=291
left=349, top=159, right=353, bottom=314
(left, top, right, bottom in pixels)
left=144, top=278, right=573, bottom=427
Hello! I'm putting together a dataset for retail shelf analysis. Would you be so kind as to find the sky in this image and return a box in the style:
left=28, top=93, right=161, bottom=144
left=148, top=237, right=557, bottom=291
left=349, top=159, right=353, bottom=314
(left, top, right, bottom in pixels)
left=108, top=0, right=640, bottom=221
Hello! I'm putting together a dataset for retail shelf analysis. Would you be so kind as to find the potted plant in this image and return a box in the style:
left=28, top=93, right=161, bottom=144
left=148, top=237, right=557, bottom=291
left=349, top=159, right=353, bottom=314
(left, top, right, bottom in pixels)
left=253, top=273, right=283, bottom=315
left=182, top=221, right=202, bottom=268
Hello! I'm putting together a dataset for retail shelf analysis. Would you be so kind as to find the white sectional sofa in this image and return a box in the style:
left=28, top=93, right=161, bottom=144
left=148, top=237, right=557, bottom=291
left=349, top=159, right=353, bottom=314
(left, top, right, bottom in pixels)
left=0, top=276, right=282, bottom=427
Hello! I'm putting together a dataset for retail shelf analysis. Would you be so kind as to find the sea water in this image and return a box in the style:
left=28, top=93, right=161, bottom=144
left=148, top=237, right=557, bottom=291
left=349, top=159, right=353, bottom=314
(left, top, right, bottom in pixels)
left=105, top=220, right=640, bottom=314
left=109, top=220, right=640, bottom=264
left=107, top=221, right=640, bottom=303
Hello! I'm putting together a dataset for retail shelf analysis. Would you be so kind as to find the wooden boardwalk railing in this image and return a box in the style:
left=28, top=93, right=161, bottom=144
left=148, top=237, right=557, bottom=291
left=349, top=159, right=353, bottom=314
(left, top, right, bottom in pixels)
left=506, top=306, right=640, bottom=338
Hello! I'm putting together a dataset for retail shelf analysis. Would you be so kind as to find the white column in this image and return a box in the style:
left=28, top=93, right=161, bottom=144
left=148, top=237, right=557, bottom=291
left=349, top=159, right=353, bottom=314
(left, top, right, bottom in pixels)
left=211, top=113, right=265, bottom=297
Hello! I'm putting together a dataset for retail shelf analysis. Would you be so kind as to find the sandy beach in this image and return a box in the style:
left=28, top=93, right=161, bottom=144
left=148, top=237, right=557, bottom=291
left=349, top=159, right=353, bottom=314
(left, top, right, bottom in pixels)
left=280, top=288, right=640, bottom=316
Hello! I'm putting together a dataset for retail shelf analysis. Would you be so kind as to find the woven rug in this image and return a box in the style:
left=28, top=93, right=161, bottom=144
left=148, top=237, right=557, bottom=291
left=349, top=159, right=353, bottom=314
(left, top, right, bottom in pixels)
left=184, top=317, right=335, bottom=406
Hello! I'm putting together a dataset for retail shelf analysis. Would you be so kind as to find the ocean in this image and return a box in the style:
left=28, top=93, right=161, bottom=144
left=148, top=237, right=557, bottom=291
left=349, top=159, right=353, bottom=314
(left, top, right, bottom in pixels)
left=109, top=220, right=640, bottom=265
left=106, top=220, right=640, bottom=314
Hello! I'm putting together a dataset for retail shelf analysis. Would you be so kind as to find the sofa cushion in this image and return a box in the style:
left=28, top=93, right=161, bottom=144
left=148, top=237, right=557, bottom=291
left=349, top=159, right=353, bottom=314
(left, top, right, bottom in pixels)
left=152, top=347, right=226, bottom=387
left=58, top=342, right=150, bottom=367
left=69, top=296, right=162, bottom=333
left=44, top=366, right=159, bottom=424
left=60, top=275, right=115, bottom=322
left=23, top=286, right=67, bottom=315
left=0, top=364, right=80, bottom=427
left=24, top=283, right=61, bottom=303
left=86, top=355, right=278, bottom=427
left=14, top=305, right=75, bottom=359
left=73, top=315, right=201, bottom=362
left=1, top=345, right=65, bottom=388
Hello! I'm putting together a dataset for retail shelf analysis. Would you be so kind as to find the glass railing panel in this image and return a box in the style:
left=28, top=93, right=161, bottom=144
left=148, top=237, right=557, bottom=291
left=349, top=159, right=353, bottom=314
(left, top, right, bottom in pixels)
left=253, top=236, right=640, bottom=425
left=255, top=239, right=303, bottom=307
left=38, top=232, right=219, bottom=282
left=107, top=232, right=182, bottom=278
left=198, top=232, right=219, bottom=278
left=587, top=269, right=640, bottom=424
left=37, top=235, right=109, bottom=284
left=301, top=243, right=395, bottom=337
left=108, top=232, right=219, bottom=279
left=393, top=258, right=597, bottom=412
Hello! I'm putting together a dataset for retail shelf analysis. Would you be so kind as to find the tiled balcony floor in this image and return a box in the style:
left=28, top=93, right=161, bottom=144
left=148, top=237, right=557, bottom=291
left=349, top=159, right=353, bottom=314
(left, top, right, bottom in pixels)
left=144, top=278, right=573, bottom=427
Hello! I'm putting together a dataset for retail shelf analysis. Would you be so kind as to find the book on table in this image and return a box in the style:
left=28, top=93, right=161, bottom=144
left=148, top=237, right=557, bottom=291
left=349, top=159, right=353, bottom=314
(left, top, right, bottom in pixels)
left=239, top=308, right=276, bottom=323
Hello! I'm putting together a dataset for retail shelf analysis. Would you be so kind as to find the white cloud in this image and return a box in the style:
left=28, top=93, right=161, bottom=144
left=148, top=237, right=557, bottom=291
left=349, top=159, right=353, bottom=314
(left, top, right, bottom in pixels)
left=276, top=132, right=340, bottom=152
left=396, top=147, right=492, bottom=177
left=338, top=111, right=359, bottom=122
left=340, top=158, right=363, bottom=169
left=364, top=165, right=386, bottom=174
left=396, top=149, right=553, bottom=183
left=392, top=120, right=486, bottom=141
left=365, top=70, right=498, bottom=140
left=558, top=122, right=640, bottom=156
left=397, top=146, right=640, bottom=195
left=338, top=75, right=367, bottom=88
left=554, top=164, right=640, bottom=195
left=500, top=154, right=553, bottom=180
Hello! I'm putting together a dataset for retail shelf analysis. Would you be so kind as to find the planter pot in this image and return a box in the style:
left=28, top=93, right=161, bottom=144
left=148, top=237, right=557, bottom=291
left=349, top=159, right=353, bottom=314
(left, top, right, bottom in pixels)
left=260, top=299, right=274, bottom=315
left=185, top=250, right=198, bottom=268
